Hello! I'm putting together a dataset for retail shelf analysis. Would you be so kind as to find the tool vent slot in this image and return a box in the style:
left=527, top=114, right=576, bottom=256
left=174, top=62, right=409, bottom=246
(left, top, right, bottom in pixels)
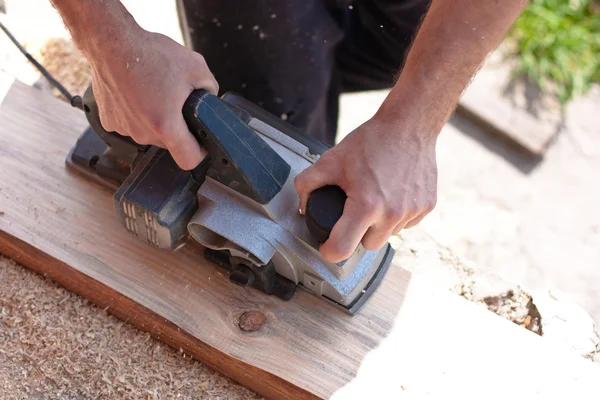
left=122, top=200, right=139, bottom=236
left=144, top=210, right=160, bottom=248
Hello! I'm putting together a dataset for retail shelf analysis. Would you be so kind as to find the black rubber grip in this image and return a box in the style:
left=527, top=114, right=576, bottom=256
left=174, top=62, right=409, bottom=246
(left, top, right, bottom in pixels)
left=182, top=90, right=291, bottom=205
left=305, top=185, right=347, bottom=243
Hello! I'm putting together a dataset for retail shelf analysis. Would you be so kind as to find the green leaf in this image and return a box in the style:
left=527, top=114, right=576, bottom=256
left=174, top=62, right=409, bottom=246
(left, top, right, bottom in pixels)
left=509, top=0, right=600, bottom=105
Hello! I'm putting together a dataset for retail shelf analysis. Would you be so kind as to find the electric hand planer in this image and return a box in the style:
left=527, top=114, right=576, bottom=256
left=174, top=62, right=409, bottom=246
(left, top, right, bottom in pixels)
left=65, top=85, right=394, bottom=315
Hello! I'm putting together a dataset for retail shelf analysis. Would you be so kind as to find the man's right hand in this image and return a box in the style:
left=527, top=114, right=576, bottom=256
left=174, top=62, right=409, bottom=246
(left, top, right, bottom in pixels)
left=87, top=27, right=219, bottom=170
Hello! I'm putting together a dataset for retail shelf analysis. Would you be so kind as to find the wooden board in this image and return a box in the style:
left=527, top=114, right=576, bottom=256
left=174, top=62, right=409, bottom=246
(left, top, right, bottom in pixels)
left=456, top=49, right=563, bottom=157
left=1, top=73, right=600, bottom=399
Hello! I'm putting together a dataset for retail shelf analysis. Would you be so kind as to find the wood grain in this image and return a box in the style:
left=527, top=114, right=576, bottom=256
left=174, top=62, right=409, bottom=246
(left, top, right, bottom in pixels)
left=2, top=74, right=600, bottom=400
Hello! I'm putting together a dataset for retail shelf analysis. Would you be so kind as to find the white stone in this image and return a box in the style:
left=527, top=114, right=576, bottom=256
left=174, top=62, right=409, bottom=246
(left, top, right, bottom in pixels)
left=533, top=289, right=600, bottom=361
left=470, top=272, right=518, bottom=302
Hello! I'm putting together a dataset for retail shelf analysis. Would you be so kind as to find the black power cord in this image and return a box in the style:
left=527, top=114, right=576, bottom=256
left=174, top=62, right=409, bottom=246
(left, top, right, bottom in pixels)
left=0, top=19, right=84, bottom=110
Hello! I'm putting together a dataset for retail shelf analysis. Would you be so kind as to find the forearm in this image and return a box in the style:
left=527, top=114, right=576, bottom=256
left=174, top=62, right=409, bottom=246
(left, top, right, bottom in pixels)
left=377, top=0, right=528, bottom=136
left=49, top=0, right=140, bottom=62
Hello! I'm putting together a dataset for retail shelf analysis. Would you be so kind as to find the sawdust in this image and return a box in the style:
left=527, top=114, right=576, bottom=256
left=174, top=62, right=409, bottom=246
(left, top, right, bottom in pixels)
left=0, top=256, right=263, bottom=400
left=34, top=37, right=92, bottom=101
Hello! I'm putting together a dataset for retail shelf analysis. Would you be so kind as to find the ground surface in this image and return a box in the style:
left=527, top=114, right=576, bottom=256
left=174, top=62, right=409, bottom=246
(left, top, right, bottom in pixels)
left=425, top=91, right=600, bottom=326
left=337, top=82, right=600, bottom=328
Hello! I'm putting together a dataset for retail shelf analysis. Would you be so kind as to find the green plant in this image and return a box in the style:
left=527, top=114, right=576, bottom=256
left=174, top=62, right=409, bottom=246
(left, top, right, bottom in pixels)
left=509, top=0, right=600, bottom=104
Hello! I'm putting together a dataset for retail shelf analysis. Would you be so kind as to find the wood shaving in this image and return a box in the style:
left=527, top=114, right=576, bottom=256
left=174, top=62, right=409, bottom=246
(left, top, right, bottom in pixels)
left=0, top=256, right=264, bottom=399
left=34, top=37, right=92, bottom=101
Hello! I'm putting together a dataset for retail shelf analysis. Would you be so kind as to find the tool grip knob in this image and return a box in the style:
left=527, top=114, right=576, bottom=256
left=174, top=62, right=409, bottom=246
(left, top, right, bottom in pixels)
left=305, top=185, right=347, bottom=243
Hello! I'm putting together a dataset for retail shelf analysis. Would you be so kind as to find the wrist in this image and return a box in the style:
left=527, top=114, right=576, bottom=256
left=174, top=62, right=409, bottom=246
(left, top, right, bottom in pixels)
left=371, top=85, right=444, bottom=146
left=365, top=107, right=439, bottom=152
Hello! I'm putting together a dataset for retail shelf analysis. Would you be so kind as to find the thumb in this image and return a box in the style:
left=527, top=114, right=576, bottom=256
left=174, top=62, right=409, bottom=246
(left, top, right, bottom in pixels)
left=294, top=156, right=340, bottom=214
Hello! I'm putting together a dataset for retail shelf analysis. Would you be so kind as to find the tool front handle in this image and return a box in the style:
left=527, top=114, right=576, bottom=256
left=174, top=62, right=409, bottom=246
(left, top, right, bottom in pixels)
left=182, top=89, right=291, bottom=205
left=305, top=185, right=347, bottom=243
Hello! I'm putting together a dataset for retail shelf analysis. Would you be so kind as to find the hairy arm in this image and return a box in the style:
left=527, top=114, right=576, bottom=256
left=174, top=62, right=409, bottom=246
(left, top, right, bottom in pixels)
left=49, top=0, right=138, bottom=61
left=379, top=0, right=529, bottom=133
left=49, top=0, right=218, bottom=170
left=295, top=0, right=529, bottom=263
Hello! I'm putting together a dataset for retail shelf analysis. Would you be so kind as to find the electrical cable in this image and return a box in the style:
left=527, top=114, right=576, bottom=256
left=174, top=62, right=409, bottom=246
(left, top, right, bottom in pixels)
left=0, top=19, right=84, bottom=110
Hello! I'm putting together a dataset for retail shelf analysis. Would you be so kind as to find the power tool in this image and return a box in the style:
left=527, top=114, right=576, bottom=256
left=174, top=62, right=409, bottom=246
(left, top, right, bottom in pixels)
left=0, top=20, right=394, bottom=315
left=65, top=85, right=394, bottom=315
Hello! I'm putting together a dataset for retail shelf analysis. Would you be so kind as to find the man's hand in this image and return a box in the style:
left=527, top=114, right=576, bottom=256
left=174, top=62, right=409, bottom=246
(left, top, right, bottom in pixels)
left=89, top=28, right=219, bottom=170
left=295, top=116, right=437, bottom=263
left=296, top=0, right=528, bottom=262
left=50, top=0, right=219, bottom=170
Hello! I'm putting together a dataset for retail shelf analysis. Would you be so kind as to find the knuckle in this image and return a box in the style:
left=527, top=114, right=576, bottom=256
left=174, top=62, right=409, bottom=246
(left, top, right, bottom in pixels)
left=207, top=79, right=220, bottom=94
left=317, top=151, right=339, bottom=170
left=149, top=118, right=175, bottom=141
left=192, top=51, right=208, bottom=66
left=359, top=195, right=383, bottom=218
left=293, top=173, right=306, bottom=191
left=385, top=206, right=405, bottom=222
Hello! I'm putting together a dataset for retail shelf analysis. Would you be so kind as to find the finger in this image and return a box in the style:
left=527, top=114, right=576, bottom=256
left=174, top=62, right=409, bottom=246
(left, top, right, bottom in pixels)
left=361, top=224, right=396, bottom=252
left=392, top=219, right=409, bottom=234
left=294, top=157, right=340, bottom=215
left=190, top=54, right=220, bottom=95
left=196, top=76, right=219, bottom=96
left=163, top=117, right=208, bottom=170
left=320, top=199, right=373, bottom=263
left=96, top=103, right=119, bottom=133
left=404, top=213, right=427, bottom=229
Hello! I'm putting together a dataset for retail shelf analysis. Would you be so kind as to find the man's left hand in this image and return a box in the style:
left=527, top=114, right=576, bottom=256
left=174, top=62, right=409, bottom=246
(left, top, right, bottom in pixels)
left=294, top=116, right=438, bottom=263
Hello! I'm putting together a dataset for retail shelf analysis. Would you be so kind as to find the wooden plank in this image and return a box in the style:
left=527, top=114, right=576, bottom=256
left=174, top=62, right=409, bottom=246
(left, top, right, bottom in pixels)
left=0, top=74, right=410, bottom=399
left=0, top=68, right=14, bottom=105
left=456, top=49, right=563, bottom=157
left=1, top=74, right=599, bottom=399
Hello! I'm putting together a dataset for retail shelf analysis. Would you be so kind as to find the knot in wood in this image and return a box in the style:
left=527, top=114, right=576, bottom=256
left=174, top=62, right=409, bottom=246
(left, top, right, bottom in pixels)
left=238, top=310, right=266, bottom=332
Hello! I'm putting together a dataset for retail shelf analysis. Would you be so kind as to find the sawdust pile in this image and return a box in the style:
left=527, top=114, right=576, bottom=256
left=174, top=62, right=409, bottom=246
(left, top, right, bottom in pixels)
left=0, top=256, right=263, bottom=400
left=35, top=37, right=92, bottom=101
